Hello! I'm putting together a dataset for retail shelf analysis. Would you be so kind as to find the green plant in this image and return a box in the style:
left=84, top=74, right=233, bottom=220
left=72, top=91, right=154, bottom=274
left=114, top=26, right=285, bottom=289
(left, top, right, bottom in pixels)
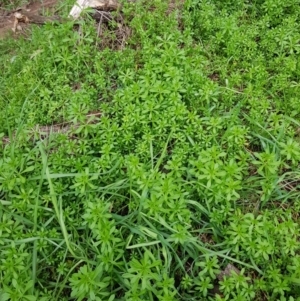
left=1, top=0, right=300, bottom=300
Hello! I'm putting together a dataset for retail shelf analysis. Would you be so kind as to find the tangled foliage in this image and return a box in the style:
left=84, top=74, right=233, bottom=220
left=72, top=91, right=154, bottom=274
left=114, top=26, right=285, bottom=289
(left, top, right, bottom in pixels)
left=1, top=0, right=300, bottom=300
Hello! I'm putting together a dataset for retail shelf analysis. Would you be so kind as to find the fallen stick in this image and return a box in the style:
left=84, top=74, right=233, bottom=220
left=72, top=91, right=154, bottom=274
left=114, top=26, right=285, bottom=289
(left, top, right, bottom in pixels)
left=69, top=0, right=121, bottom=19
left=12, top=0, right=121, bottom=31
left=2, top=112, right=101, bottom=146
left=13, top=11, right=62, bottom=25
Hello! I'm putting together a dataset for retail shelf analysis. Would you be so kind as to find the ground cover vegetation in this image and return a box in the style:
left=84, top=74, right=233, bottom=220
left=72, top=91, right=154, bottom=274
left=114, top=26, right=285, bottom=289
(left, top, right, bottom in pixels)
left=1, top=0, right=300, bottom=300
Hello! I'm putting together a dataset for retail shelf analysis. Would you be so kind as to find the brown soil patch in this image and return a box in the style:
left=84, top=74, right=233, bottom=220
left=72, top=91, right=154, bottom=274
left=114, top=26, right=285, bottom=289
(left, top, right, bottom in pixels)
left=2, top=111, right=101, bottom=146
left=0, top=0, right=58, bottom=38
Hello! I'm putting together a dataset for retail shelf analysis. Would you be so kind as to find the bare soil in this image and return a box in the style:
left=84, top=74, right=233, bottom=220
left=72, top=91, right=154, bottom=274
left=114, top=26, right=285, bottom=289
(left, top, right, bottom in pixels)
left=0, top=0, right=58, bottom=38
